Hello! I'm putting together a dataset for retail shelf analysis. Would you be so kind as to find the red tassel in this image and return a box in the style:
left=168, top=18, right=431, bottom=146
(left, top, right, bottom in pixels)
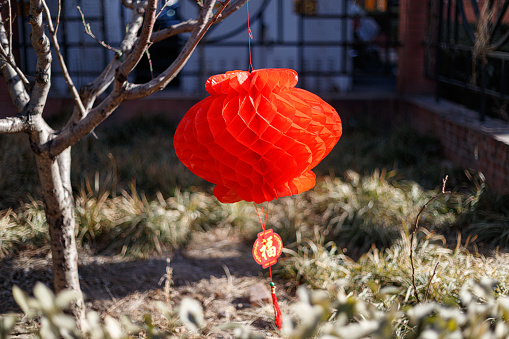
left=270, top=282, right=282, bottom=329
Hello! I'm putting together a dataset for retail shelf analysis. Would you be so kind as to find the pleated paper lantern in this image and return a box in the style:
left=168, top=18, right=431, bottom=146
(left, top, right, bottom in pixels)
left=174, top=68, right=342, bottom=204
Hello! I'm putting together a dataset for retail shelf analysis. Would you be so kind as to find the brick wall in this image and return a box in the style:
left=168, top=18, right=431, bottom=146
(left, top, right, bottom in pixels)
left=328, top=94, right=509, bottom=195
left=401, top=96, right=509, bottom=194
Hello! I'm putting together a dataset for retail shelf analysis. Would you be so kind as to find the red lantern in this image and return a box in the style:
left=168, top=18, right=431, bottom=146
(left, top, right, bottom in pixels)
left=173, top=68, right=342, bottom=204
left=174, top=68, right=342, bottom=329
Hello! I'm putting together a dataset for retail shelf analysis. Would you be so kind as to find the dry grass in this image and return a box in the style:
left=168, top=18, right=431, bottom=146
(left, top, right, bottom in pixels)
left=279, top=226, right=509, bottom=309
left=0, top=198, right=49, bottom=256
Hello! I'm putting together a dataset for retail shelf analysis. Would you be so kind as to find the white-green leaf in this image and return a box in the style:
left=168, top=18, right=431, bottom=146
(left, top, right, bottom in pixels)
left=178, top=297, right=204, bottom=333
left=12, top=286, right=32, bottom=316
left=51, top=314, right=76, bottom=331
left=55, top=290, right=78, bottom=310
left=0, top=315, right=16, bottom=335
left=104, top=315, right=124, bottom=339
left=335, top=320, right=380, bottom=339
left=33, top=283, right=56, bottom=313
left=40, top=317, right=58, bottom=339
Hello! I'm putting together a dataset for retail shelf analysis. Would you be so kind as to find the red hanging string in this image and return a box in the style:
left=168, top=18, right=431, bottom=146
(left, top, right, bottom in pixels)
left=255, top=204, right=268, bottom=232
left=247, top=0, right=253, bottom=72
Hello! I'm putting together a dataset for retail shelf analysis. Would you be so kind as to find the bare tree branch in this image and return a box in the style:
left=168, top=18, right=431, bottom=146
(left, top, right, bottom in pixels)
left=0, top=60, right=30, bottom=113
left=116, top=0, right=158, bottom=85
left=55, top=0, right=62, bottom=34
left=151, top=19, right=198, bottom=43
left=47, top=0, right=227, bottom=157
left=67, top=0, right=146, bottom=125
left=0, top=0, right=248, bottom=329
left=0, top=45, right=30, bottom=90
left=150, top=0, right=247, bottom=44
left=65, top=0, right=147, bottom=127
left=6, top=0, right=13, bottom=59
left=41, top=0, right=87, bottom=119
left=121, top=0, right=135, bottom=10
left=0, top=116, right=29, bottom=133
left=0, top=44, right=30, bottom=91
left=0, top=11, right=31, bottom=91
left=25, top=0, right=52, bottom=121
left=215, top=0, right=248, bottom=24
left=0, top=13, right=30, bottom=113
left=68, top=0, right=246, bottom=123
left=118, top=1, right=148, bottom=62
left=47, top=0, right=159, bottom=156
left=78, top=60, right=118, bottom=110
left=48, top=86, right=124, bottom=158
left=125, top=0, right=229, bottom=99
left=77, top=6, right=119, bottom=53
left=155, top=0, right=171, bottom=21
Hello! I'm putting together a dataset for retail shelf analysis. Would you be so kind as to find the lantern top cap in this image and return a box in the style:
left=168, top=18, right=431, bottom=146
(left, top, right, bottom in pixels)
left=205, top=68, right=299, bottom=95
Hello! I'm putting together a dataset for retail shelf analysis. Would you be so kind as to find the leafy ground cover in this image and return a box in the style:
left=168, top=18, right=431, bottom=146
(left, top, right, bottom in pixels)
left=1, top=115, right=509, bottom=338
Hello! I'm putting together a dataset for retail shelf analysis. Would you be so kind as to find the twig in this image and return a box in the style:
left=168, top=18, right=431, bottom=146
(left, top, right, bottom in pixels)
left=150, top=20, right=198, bottom=44
left=424, top=262, right=439, bottom=302
left=0, top=11, right=30, bottom=90
left=164, top=258, right=173, bottom=308
left=104, top=295, right=130, bottom=316
left=155, top=0, right=171, bottom=21
left=410, top=175, right=450, bottom=303
left=125, top=0, right=232, bottom=99
left=41, top=0, right=87, bottom=120
left=77, top=6, right=120, bottom=53
left=7, top=0, right=12, bottom=61
left=412, top=176, right=450, bottom=234
left=0, top=44, right=30, bottom=89
left=409, top=240, right=420, bottom=302
left=150, top=0, right=247, bottom=44
left=145, top=48, right=154, bottom=79
left=55, top=0, right=62, bottom=34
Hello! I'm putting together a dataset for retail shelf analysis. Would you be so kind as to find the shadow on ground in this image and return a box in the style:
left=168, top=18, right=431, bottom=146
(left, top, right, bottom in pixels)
left=0, top=229, right=261, bottom=313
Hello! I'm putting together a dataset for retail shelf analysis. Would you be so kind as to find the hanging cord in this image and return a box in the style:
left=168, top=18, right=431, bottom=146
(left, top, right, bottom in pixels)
left=255, top=204, right=267, bottom=232
left=247, top=0, right=254, bottom=72
left=255, top=204, right=282, bottom=329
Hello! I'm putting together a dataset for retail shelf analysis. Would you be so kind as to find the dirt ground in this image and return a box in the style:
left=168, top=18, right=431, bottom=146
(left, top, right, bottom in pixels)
left=0, top=227, right=293, bottom=338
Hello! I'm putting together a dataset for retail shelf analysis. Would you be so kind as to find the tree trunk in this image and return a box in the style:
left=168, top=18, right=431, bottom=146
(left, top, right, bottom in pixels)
left=35, top=147, right=86, bottom=328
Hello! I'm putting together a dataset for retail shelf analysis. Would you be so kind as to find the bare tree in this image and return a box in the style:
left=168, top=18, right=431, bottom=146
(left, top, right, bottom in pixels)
left=0, top=0, right=246, bottom=328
